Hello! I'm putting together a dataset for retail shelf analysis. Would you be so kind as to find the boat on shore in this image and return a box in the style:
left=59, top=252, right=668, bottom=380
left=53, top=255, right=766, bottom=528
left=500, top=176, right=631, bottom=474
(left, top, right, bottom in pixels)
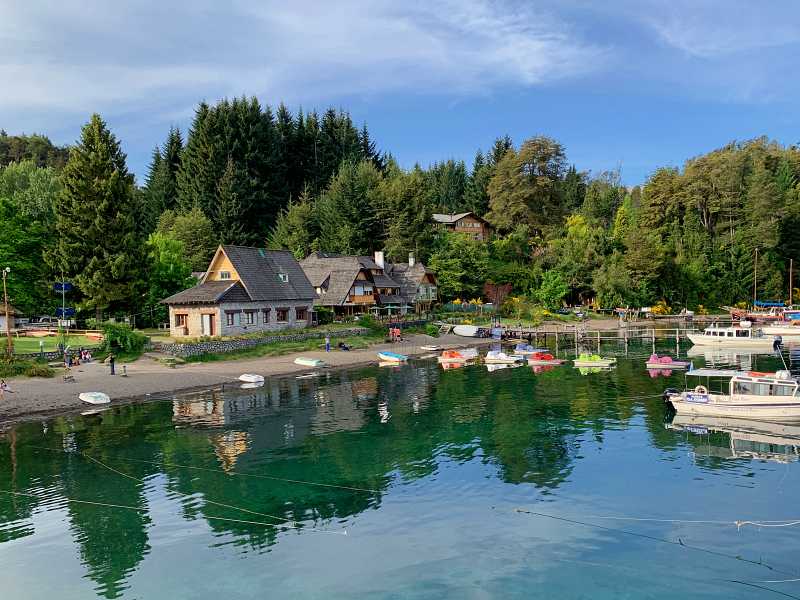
left=483, top=350, right=523, bottom=364
left=645, top=354, right=690, bottom=370
left=664, top=368, right=800, bottom=419
left=573, top=354, right=616, bottom=368
left=527, top=351, right=565, bottom=366
left=437, top=348, right=478, bottom=364
left=294, top=357, right=326, bottom=368
left=79, top=392, right=111, bottom=405
left=377, top=351, right=408, bottom=363
left=238, top=373, right=264, bottom=383
left=687, top=324, right=776, bottom=348
left=420, top=345, right=442, bottom=351
left=453, top=325, right=481, bottom=337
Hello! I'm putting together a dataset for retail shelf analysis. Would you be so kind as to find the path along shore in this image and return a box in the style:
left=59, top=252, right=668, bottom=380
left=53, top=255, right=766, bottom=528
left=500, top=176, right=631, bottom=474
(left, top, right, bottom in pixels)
left=0, top=333, right=497, bottom=426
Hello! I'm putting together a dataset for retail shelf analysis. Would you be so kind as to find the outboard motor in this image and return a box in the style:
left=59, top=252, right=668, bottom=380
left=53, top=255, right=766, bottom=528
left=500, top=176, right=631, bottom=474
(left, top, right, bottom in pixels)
left=774, top=335, right=784, bottom=352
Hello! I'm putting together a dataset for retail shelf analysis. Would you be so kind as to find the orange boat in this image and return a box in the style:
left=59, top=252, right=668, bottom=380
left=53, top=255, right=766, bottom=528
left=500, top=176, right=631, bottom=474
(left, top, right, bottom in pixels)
left=527, top=352, right=565, bottom=366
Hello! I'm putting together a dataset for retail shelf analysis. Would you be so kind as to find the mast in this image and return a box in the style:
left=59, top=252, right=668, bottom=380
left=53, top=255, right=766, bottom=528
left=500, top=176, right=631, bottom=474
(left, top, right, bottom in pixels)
left=753, top=248, right=758, bottom=308
left=791, top=258, right=794, bottom=307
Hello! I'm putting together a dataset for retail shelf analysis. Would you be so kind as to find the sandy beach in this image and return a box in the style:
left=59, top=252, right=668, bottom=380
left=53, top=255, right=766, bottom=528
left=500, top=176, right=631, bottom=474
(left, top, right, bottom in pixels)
left=0, top=333, right=499, bottom=425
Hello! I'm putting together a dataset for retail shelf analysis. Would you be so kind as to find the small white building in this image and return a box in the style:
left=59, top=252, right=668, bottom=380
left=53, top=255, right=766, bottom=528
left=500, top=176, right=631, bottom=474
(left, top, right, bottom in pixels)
left=161, top=245, right=316, bottom=338
left=0, top=304, right=21, bottom=331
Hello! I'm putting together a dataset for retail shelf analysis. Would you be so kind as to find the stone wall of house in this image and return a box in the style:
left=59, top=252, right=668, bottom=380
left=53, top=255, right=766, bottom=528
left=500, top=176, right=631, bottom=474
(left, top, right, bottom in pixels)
left=158, top=326, right=370, bottom=357
left=218, top=300, right=313, bottom=336
left=168, top=305, right=221, bottom=338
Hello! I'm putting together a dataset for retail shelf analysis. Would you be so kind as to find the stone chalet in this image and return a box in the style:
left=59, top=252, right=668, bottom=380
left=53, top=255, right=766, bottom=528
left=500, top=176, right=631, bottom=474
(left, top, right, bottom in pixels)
left=161, top=245, right=316, bottom=338
left=432, top=211, right=493, bottom=241
left=300, top=251, right=437, bottom=316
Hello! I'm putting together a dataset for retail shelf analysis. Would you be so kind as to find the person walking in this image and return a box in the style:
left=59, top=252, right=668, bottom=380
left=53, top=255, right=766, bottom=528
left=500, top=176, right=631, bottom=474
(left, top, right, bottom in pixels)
left=0, top=379, right=10, bottom=400
left=325, top=336, right=331, bottom=352
left=108, top=353, right=116, bottom=375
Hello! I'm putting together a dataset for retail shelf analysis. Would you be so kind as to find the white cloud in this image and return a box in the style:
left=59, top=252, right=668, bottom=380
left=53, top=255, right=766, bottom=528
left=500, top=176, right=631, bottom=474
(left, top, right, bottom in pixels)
left=0, top=0, right=604, bottom=120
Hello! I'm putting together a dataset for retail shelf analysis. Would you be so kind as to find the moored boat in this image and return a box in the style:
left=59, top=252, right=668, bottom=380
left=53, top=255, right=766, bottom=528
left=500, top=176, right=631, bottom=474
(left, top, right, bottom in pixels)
left=437, top=348, right=478, bottom=364
left=687, top=324, right=775, bottom=348
left=377, top=351, right=408, bottom=363
left=483, top=350, right=523, bottom=364
left=527, top=351, right=565, bottom=366
left=573, top=354, right=616, bottom=368
left=453, top=325, right=481, bottom=337
left=512, top=344, right=549, bottom=356
left=664, top=368, right=800, bottom=420
left=420, top=345, right=442, bottom=351
left=79, top=392, right=111, bottom=405
left=645, top=354, right=690, bottom=370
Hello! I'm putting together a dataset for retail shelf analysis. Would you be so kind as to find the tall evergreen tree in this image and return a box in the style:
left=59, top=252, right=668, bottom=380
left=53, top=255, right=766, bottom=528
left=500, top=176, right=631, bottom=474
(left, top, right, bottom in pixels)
left=49, top=114, right=144, bottom=318
left=268, top=187, right=319, bottom=259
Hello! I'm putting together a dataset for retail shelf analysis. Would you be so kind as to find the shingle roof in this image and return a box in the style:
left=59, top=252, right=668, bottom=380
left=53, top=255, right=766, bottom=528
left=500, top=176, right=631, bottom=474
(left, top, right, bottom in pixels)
left=378, top=294, right=405, bottom=305
left=160, top=281, right=249, bottom=305
left=385, top=262, right=433, bottom=300
left=432, top=212, right=473, bottom=224
left=220, top=246, right=315, bottom=302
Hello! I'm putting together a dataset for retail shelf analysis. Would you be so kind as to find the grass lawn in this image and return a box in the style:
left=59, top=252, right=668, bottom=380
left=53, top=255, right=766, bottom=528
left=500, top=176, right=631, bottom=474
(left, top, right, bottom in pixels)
left=8, top=334, right=101, bottom=354
left=184, top=332, right=384, bottom=363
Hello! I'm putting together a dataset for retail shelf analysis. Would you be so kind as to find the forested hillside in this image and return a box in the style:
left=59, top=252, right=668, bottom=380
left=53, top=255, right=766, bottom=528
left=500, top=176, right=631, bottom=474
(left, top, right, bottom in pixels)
left=1, top=96, right=798, bottom=323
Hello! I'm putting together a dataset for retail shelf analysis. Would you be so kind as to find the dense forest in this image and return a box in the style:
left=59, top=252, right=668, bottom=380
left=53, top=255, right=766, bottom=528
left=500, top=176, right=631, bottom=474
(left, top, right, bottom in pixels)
left=2, top=96, right=799, bottom=324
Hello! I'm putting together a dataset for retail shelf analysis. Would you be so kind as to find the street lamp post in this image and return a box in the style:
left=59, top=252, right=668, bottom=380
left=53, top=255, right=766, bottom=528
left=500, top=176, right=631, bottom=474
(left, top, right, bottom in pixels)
left=2, top=267, right=12, bottom=360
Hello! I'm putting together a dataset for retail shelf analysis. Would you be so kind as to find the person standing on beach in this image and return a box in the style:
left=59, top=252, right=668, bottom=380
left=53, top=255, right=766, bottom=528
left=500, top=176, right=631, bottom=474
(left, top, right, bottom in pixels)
left=325, top=336, right=331, bottom=352
left=0, top=379, right=10, bottom=400
left=108, top=353, right=116, bottom=375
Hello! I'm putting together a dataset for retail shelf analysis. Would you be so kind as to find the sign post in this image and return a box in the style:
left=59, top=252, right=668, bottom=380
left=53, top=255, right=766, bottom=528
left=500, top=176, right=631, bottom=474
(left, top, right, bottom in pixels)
left=2, top=267, right=11, bottom=360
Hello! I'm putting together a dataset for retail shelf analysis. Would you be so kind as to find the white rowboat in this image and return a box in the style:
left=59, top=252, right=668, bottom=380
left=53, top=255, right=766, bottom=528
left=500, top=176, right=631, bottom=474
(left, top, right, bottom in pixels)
left=79, top=392, right=110, bottom=405
left=294, top=357, right=326, bottom=367
left=238, top=373, right=264, bottom=383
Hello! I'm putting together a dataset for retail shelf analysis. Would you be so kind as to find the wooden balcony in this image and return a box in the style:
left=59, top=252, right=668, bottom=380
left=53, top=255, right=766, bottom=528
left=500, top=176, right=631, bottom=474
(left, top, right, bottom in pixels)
left=349, top=294, right=376, bottom=304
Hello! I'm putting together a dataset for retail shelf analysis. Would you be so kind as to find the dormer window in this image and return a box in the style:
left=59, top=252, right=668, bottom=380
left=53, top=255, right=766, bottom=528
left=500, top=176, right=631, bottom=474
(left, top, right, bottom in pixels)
left=219, top=271, right=231, bottom=280
left=278, top=272, right=289, bottom=283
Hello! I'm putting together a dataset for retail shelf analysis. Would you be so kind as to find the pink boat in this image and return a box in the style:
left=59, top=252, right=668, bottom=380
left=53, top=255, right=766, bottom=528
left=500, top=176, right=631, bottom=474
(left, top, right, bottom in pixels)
left=645, top=354, right=690, bottom=370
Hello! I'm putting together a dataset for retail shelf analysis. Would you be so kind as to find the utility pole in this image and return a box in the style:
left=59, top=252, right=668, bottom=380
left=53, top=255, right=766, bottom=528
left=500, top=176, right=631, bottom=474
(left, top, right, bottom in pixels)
left=3, top=267, right=12, bottom=360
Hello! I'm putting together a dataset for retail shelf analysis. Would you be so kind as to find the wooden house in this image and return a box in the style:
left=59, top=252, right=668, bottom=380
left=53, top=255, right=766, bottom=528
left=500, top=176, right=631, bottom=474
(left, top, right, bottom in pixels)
left=432, top=212, right=493, bottom=241
left=161, top=245, right=315, bottom=338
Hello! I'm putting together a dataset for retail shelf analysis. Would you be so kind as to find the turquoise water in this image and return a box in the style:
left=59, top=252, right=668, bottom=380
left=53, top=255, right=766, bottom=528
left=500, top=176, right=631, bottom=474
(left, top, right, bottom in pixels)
left=2, top=344, right=800, bottom=599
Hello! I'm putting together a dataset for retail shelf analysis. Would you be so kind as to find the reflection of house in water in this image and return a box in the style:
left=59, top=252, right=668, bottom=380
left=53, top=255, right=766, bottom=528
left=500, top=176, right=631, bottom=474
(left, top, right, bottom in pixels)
left=685, top=346, right=757, bottom=371
left=210, top=431, right=250, bottom=472
left=668, top=415, right=800, bottom=463
left=311, top=377, right=377, bottom=434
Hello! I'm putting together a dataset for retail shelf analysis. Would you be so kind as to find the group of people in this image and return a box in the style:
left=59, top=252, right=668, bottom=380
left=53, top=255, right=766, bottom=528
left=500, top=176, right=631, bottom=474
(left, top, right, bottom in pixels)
left=63, top=347, right=93, bottom=368
left=324, top=336, right=351, bottom=352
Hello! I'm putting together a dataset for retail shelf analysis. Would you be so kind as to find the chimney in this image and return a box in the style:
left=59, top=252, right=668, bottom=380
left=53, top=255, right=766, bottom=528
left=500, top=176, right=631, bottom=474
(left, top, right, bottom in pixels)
left=374, top=250, right=385, bottom=269
left=408, top=252, right=416, bottom=267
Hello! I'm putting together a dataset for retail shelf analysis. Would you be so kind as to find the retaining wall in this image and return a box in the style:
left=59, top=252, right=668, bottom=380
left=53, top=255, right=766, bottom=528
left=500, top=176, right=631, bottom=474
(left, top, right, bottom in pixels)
left=158, top=327, right=371, bottom=358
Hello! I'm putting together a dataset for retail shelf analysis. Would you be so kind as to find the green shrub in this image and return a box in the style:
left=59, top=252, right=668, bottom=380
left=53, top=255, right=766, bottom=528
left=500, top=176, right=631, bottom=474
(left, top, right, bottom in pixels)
left=355, top=314, right=384, bottom=333
left=0, top=359, right=54, bottom=378
left=315, top=306, right=335, bottom=325
left=425, top=323, right=439, bottom=337
left=100, top=322, right=147, bottom=353
left=25, top=363, right=55, bottom=377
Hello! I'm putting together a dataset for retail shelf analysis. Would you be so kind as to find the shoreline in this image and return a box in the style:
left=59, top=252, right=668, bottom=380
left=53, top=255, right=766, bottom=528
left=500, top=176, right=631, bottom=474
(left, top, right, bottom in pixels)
left=0, top=333, right=496, bottom=428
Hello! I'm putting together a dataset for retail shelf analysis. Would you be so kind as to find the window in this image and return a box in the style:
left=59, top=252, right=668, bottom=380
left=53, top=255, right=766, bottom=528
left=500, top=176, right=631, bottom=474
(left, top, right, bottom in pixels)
left=774, top=384, right=796, bottom=396
left=262, top=308, right=271, bottom=323
left=733, top=381, right=753, bottom=395
left=220, top=271, right=231, bottom=280
left=278, top=272, right=289, bottom=283
left=225, top=311, right=235, bottom=327
left=276, top=308, right=289, bottom=322
left=736, top=330, right=748, bottom=337
left=296, top=307, right=307, bottom=321
left=175, top=314, right=187, bottom=327
left=244, top=311, right=255, bottom=325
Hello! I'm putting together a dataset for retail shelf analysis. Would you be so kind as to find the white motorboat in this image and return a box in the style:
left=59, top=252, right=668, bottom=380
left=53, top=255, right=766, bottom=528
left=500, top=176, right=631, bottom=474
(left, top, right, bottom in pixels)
left=294, top=357, right=326, bottom=367
left=762, top=323, right=800, bottom=337
left=665, top=368, right=800, bottom=420
left=687, top=324, right=776, bottom=348
left=483, top=350, right=523, bottom=364
left=238, top=373, right=264, bottom=383
left=453, top=325, right=480, bottom=337
left=79, top=392, right=111, bottom=405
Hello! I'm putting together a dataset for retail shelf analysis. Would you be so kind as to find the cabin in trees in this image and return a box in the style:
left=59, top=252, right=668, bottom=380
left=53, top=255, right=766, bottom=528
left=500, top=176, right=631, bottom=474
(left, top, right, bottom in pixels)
left=300, top=251, right=437, bottom=316
left=0, top=304, right=21, bottom=331
left=161, top=245, right=315, bottom=338
left=432, top=212, right=493, bottom=242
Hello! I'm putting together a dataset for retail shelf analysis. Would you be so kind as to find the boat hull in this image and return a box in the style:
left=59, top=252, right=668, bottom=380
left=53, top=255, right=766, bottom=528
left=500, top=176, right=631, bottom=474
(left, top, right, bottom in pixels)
left=377, top=352, right=407, bottom=362
left=686, top=334, right=774, bottom=347
left=646, top=361, right=690, bottom=369
left=453, top=325, right=480, bottom=337
left=238, top=373, right=264, bottom=383
left=668, top=393, right=800, bottom=420
left=573, top=359, right=616, bottom=368
left=762, top=325, right=800, bottom=336
left=294, top=357, right=326, bottom=367
left=527, top=359, right=565, bottom=366
left=79, top=392, right=110, bottom=405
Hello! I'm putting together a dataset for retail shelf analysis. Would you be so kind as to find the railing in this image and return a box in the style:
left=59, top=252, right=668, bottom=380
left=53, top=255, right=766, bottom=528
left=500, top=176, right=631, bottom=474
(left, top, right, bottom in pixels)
left=349, top=294, right=376, bottom=304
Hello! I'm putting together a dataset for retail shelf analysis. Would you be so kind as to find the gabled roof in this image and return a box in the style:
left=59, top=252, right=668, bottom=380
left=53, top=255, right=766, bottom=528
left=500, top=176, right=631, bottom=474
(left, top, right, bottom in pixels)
left=432, top=211, right=492, bottom=227
left=161, top=280, right=250, bottom=305
left=385, top=262, right=435, bottom=300
left=216, top=246, right=315, bottom=302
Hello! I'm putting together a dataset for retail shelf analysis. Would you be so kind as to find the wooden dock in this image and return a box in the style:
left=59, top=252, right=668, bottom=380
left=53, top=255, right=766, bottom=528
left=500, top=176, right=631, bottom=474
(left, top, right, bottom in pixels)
left=504, top=325, right=698, bottom=354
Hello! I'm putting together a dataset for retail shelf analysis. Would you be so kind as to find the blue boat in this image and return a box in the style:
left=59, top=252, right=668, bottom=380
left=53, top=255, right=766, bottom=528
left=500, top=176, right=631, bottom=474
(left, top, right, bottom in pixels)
left=377, top=351, right=408, bottom=363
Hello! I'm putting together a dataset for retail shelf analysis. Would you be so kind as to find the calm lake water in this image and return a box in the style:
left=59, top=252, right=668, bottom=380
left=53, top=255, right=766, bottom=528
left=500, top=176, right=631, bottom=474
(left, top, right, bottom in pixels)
left=2, top=343, right=800, bottom=599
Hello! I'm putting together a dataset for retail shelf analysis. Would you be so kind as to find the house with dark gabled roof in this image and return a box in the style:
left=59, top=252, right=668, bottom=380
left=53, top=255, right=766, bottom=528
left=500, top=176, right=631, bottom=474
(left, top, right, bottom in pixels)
left=300, top=251, right=437, bottom=316
left=432, top=211, right=493, bottom=241
left=161, top=245, right=316, bottom=338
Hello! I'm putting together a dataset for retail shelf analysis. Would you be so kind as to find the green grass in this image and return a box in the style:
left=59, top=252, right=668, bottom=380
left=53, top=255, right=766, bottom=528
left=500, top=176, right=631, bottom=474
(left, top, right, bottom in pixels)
left=183, top=333, right=384, bottom=363
left=0, top=359, right=55, bottom=378
left=8, top=334, right=101, bottom=354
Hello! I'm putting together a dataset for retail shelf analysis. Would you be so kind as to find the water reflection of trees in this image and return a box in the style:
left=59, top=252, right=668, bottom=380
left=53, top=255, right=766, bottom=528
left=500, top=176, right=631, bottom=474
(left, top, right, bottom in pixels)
left=0, top=356, right=688, bottom=596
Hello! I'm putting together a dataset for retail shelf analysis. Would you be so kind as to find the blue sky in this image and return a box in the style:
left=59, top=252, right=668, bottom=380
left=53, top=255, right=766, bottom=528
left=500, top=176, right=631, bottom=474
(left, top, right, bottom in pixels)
left=2, top=0, right=800, bottom=185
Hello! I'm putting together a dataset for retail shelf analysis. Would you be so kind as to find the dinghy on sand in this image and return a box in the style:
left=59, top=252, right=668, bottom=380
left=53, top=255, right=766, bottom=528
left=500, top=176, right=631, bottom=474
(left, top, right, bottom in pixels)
left=238, top=373, right=265, bottom=383
left=377, top=351, right=408, bottom=363
left=79, top=392, right=111, bottom=405
left=294, top=357, right=326, bottom=367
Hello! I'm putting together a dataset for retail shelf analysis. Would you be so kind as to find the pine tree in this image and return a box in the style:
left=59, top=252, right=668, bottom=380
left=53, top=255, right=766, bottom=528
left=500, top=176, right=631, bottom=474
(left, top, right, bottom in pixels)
left=215, top=158, right=246, bottom=245
left=49, top=114, right=144, bottom=319
left=464, top=150, right=492, bottom=216
left=268, top=187, right=319, bottom=259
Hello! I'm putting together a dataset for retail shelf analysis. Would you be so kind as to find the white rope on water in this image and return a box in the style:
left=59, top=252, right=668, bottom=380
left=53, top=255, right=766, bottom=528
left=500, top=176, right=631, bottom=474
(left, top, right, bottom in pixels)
left=514, top=509, right=800, bottom=529
left=26, top=447, right=348, bottom=536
